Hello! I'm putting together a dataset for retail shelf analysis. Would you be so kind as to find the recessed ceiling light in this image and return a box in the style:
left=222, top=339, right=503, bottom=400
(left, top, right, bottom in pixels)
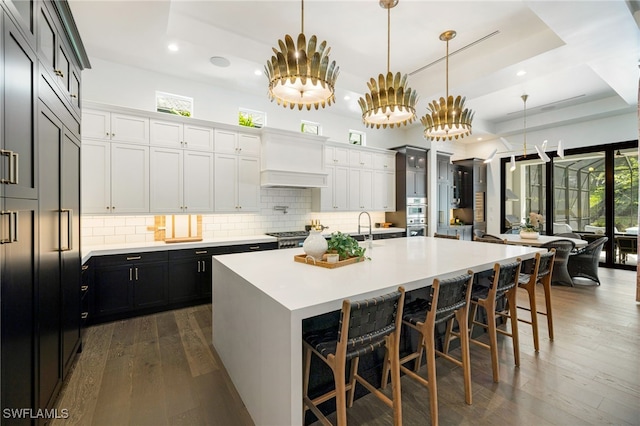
left=210, top=56, right=231, bottom=68
left=254, top=69, right=262, bottom=76
left=516, top=70, right=526, bottom=77
left=343, top=95, right=351, bottom=101
left=167, top=43, right=179, bottom=52
left=477, top=137, right=483, bottom=141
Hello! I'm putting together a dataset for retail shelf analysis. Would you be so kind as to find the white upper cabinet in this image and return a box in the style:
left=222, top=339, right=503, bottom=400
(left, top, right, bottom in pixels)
left=349, top=150, right=373, bottom=169
left=374, top=152, right=396, bottom=171
left=82, top=109, right=149, bottom=144
left=81, top=140, right=111, bottom=214
left=373, top=171, right=396, bottom=211
left=214, top=129, right=260, bottom=157
left=349, top=169, right=373, bottom=210
left=325, top=144, right=349, bottom=165
left=150, top=119, right=214, bottom=151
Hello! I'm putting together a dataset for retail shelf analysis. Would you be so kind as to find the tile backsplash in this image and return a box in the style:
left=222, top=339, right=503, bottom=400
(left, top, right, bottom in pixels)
left=81, top=188, right=388, bottom=246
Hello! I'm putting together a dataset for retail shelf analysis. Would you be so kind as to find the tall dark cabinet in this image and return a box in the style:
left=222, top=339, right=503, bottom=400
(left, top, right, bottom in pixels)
left=1, top=1, right=89, bottom=422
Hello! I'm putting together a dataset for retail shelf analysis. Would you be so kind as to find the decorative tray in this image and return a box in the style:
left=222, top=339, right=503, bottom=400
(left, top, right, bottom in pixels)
left=293, top=253, right=365, bottom=269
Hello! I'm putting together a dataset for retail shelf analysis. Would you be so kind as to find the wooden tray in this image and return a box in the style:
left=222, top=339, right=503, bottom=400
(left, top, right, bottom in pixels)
left=293, top=253, right=364, bottom=269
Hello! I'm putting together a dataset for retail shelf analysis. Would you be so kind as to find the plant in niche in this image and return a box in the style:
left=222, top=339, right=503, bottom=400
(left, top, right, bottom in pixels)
left=238, top=112, right=255, bottom=127
left=326, top=231, right=369, bottom=261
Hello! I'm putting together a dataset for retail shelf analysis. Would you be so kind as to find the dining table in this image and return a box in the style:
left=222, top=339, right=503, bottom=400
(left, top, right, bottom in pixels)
left=498, top=233, right=588, bottom=248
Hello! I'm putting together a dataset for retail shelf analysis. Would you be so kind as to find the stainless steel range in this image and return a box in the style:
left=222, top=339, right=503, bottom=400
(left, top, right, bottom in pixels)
left=265, top=231, right=309, bottom=249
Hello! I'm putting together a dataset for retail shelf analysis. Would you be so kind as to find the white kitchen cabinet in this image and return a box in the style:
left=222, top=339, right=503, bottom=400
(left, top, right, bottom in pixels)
left=81, top=140, right=110, bottom=214
left=149, top=147, right=214, bottom=213
left=150, top=119, right=214, bottom=151
left=374, top=170, right=396, bottom=211
left=374, top=152, right=396, bottom=171
left=82, top=142, right=149, bottom=214
left=311, top=165, right=349, bottom=211
left=82, top=109, right=149, bottom=144
left=214, top=153, right=260, bottom=212
left=110, top=143, right=149, bottom=213
left=325, top=144, right=349, bottom=165
left=349, top=169, right=373, bottom=210
left=349, top=149, right=373, bottom=169
left=214, top=129, right=260, bottom=157
left=83, top=143, right=149, bottom=213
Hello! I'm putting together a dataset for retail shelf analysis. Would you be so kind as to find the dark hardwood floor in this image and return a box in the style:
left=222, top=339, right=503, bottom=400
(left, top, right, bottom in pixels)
left=53, top=268, right=639, bottom=425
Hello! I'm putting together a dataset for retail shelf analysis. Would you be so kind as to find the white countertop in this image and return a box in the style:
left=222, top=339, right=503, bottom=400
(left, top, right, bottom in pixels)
left=212, top=236, right=543, bottom=314
left=80, top=227, right=406, bottom=264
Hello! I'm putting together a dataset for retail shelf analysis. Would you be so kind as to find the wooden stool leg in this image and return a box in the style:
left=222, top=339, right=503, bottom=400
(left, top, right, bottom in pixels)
left=484, top=300, right=500, bottom=383
left=303, top=345, right=312, bottom=402
left=443, top=317, right=454, bottom=354
left=542, top=278, right=554, bottom=340
left=455, top=309, right=472, bottom=405
left=424, top=327, right=438, bottom=426
left=387, top=334, right=403, bottom=426
left=333, top=357, right=348, bottom=426
left=347, top=357, right=359, bottom=408
left=527, top=285, right=540, bottom=352
left=507, top=289, right=520, bottom=367
left=381, top=346, right=390, bottom=390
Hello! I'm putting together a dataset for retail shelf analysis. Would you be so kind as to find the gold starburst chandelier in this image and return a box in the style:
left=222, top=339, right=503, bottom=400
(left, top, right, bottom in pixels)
left=264, top=0, right=339, bottom=110
left=358, top=0, right=418, bottom=129
left=422, top=30, right=474, bottom=141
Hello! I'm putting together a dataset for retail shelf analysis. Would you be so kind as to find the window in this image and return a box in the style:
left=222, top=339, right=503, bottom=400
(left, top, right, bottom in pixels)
left=349, top=130, right=366, bottom=146
left=239, top=108, right=266, bottom=128
left=156, top=91, right=193, bottom=117
left=301, top=120, right=321, bottom=135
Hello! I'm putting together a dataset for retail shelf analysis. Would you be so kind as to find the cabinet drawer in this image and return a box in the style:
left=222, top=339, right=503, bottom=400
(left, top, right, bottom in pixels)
left=93, top=251, right=168, bottom=267
left=231, top=242, right=278, bottom=253
left=168, top=246, right=231, bottom=261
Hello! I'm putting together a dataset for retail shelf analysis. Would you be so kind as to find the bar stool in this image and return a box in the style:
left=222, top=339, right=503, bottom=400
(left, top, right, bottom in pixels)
left=468, top=259, right=522, bottom=383
left=517, top=250, right=556, bottom=351
left=302, top=287, right=405, bottom=426
left=382, top=272, right=474, bottom=426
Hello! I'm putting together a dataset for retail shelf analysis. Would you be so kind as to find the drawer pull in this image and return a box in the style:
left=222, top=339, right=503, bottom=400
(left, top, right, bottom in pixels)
left=81, top=264, right=89, bottom=271
left=81, top=285, right=89, bottom=292
left=249, top=246, right=260, bottom=250
left=195, top=250, right=207, bottom=254
left=126, top=256, right=141, bottom=261
left=81, top=312, right=88, bottom=319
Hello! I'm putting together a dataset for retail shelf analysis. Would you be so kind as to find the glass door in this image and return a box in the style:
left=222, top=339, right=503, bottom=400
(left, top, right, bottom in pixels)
left=613, top=148, right=638, bottom=266
left=503, top=158, right=547, bottom=233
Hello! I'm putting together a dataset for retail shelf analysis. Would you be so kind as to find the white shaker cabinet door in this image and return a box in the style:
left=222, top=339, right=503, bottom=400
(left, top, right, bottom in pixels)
left=374, top=170, right=395, bottom=211
left=81, top=140, right=111, bottom=213
left=214, top=153, right=238, bottom=212
left=82, top=110, right=111, bottom=140
left=237, top=134, right=261, bottom=157
left=333, top=166, right=349, bottom=211
left=214, top=129, right=237, bottom=154
left=110, top=113, right=149, bottom=144
left=110, top=143, right=149, bottom=213
left=184, top=125, right=214, bottom=151
left=150, top=147, right=183, bottom=212
left=237, top=156, right=260, bottom=211
left=150, top=120, right=183, bottom=148
left=360, top=169, right=374, bottom=210
left=184, top=151, right=214, bottom=212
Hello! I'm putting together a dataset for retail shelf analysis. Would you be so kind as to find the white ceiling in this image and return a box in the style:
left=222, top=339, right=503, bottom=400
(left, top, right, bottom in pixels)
left=69, top=0, right=640, bottom=142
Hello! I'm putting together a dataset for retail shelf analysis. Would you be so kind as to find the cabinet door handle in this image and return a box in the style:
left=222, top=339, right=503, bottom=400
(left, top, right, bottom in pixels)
left=201, top=261, right=205, bottom=272
left=0, top=150, right=18, bottom=184
left=70, top=94, right=78, bottom=99
left=60, top=209, right=73, bottom=251
left=129, top=267, right=133, bottom=281
left=0, top=210, right=18, bottom=244
left=135, top=267, right=139, bottom=281
left=81, top=285, right=89, bottom=292
left=126, top=256, right=141, bottom=261
left=81, top=312, right=88, bottom=319
left=197, top=261, right=201, bottom=273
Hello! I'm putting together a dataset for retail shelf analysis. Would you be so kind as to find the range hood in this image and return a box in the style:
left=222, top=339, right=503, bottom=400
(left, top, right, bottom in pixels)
left=260, top=128, right=328, bottom=188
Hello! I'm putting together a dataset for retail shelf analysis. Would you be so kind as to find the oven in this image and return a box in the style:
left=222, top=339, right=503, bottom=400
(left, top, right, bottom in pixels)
left=406, top=197, right=427, bottom=216
left=407, top=225, right=427, bottom=237
left=406, top=197, right=427, bottom=237
left=265, top=231, right=309, bottom=249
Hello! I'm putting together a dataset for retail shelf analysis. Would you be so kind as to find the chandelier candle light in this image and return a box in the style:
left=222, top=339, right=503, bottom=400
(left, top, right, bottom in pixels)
left=265, top=0, right=339, bottom=110
left=422, top=30, right=474, bottom=141
left=358, top=0, right=419, bottom=129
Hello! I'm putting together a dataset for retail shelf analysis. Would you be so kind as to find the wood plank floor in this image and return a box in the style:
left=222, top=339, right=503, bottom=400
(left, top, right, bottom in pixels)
left=53, top=268, right=640, bottom=425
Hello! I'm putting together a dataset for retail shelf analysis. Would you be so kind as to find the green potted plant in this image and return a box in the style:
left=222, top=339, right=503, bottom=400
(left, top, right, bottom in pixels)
left=520, top=213, right=542, bottom=239
left=326, top=231, right=369, bottom=261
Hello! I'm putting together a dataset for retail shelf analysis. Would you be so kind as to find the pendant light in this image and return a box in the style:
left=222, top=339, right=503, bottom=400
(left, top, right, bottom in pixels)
left=265, top=0, right=339, bottom=110
left=422, top=30, right=474, bottom=141
left=358, top=0, right=418, bottom=129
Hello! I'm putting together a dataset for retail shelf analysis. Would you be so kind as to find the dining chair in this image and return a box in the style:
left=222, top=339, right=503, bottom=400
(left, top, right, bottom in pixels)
left=303, top=287, right=405, bottom=426
left=382, top=272, right=474, bottom=425
left=434, top=233, right=460, bottom=240
left=516, top=250, right=556, bottom=351
left=541, top=239, right=575, bottom=286
left=474, top=234, right=507, bottom=244
left=468, top=259, right=522, bottom=383
left=567, top=236, right=608, bottom=285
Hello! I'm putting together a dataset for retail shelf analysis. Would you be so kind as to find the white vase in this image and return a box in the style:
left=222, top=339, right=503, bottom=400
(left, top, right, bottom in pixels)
left=303, top=230, right=328, bottom=260
left=520, top=230, right=540, bottom=240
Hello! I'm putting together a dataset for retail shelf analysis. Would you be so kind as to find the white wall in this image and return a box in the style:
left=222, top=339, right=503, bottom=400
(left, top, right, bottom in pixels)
left=82, top=57, right=403, bottom=148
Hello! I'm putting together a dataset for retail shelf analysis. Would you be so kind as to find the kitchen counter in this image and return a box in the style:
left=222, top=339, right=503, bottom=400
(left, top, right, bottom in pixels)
left=212, top=237, right=543, bottom=425
left=80, top=227, right=406, bottom=264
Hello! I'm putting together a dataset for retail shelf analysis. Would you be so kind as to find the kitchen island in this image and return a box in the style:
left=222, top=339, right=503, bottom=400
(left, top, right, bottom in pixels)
left=212, top=237, right=543, bottom=425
